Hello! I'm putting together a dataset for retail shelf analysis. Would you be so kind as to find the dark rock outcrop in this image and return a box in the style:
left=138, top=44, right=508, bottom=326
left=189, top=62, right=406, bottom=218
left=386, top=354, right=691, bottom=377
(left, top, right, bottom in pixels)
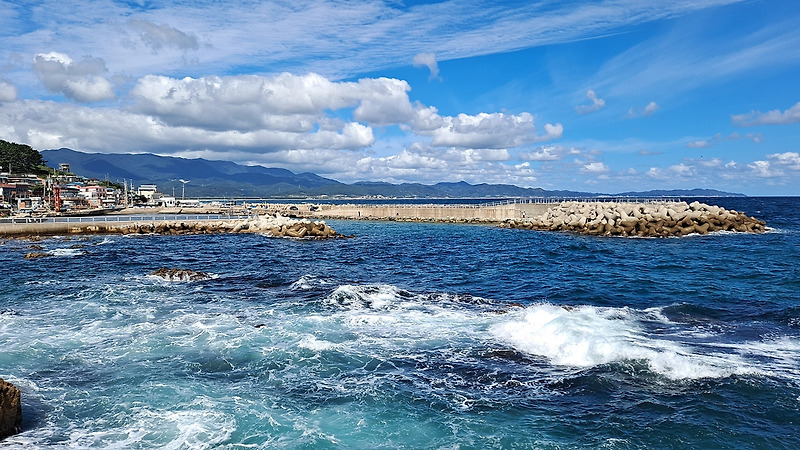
left=150, top=268, right=212, bottom=282
left=23, top=252, right=51, bottom=260
left=0, top=378, right=22, bottom=440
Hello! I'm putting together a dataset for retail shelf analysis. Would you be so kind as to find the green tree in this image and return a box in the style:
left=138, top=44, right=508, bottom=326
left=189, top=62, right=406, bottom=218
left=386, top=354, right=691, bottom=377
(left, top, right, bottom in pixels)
left=0, top=139, right=47, bottom=175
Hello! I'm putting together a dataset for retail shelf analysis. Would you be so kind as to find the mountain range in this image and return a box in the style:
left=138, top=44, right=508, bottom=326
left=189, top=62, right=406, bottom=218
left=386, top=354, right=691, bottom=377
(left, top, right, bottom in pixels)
left=40, top=148, right=744, bottom=198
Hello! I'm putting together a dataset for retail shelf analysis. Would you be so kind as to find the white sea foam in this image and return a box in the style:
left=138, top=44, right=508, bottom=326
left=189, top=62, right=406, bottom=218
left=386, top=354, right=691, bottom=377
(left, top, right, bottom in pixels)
left=298, top=335, right=338, bottom=351
left=490, top=303, right=763, bottom=380
left=290, top=274, right=331, bottom=290
left=48, top=248, right=86, bottom=257
left=64, top=407, right=236, bottom=449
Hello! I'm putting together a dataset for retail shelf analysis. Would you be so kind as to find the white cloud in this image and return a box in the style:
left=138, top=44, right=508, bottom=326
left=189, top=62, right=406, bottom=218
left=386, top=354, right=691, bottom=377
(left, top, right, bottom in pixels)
left=128, top=19, right=200, bottom=52
left=669, top=163, right=693, bottom=176
left=32, top=52, right=114, bottom=102
left=519, top=145, right=563, bottom=161
left=409, top=105, right=445, bottom=131
left=768, top=152, right=800, bottom=170
left=686, top=139, right=711, bottom=149
left=749, top=160, right=776, bottom=178
left=627, top=101, right=660, bottom=118
left=575, top=89, right=606, bottom=114
left=638, top=149, right=662, bottom=156
left=127, top=72, right=547, bottom=152
left=581, top=162, right=610, bottom=174
left=0, top=80, right=17, bottom=102
left=427, top=112, right=538, bottom=149
left=686, top=132, right=762, bottom=148
left=732, top=101, right=800, bottom=126
left=2, top=0, right=751, bottom=83
left=412, top=52, right=440, bottom=80
left=0, top=99, right=374, bottom=154
left=131, top=73, right=417, bottom=131
left=533, top=122, right=564, bottom=142
left=645, top=163, right=693, bottom=179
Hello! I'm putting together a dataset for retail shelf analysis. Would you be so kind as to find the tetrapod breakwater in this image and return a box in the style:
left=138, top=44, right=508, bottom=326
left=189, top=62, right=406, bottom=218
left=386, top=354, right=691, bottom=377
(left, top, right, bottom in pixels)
left=500, top=200, right=766, bottom=237
left=0, top=215, right=346, bottom=239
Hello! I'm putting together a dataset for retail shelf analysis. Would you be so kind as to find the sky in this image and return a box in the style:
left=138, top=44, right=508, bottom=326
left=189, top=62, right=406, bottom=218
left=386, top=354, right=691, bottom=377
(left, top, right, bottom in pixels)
left=1, top=0, right=799, bottom=195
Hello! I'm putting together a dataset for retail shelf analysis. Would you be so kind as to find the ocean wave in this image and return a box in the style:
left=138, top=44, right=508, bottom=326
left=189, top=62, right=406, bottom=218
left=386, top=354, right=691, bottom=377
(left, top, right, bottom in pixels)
left=490, top=303, right=766, bottom=380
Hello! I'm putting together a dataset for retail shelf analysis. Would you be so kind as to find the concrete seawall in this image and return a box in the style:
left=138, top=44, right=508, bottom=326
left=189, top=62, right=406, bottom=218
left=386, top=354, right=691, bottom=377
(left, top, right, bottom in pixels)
left=310, top=202, right=552, bottom=222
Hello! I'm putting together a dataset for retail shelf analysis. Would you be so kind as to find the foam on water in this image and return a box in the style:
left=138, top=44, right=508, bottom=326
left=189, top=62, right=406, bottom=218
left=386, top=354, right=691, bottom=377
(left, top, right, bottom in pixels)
left=491, top=303, right=767, bottom=380
left=48, top=248, right=87, bottom=257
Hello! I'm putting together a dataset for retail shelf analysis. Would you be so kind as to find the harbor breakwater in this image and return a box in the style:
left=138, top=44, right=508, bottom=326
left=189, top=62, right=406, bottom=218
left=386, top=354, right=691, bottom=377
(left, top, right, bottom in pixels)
left=501, top=200, right=766, bottom=237
left=0, top=215, right=345, bottom=239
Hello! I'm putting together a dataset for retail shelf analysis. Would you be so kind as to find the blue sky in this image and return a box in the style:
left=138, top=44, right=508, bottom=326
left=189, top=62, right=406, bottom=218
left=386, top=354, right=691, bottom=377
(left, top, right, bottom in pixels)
left=0, top=0, right=798, bottom=195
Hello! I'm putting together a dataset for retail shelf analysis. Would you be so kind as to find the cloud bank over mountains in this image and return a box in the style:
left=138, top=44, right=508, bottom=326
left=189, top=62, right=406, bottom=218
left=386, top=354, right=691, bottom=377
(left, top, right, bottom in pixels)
left=0, top=0, right=798, bottom=194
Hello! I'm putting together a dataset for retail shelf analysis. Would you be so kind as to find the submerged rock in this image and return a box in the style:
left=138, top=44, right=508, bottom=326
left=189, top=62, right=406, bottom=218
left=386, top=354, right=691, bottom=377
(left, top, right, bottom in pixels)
left=150, top=267, right=212, bottom=282
left=0, top=378, right=22, bottom=440
left=23, top=252, right=51, bottom=260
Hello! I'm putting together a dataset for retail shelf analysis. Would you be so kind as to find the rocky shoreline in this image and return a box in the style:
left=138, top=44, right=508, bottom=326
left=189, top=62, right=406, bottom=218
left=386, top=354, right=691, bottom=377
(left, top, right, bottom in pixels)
left=500, top=201, right=766, bottom=237
left=0, top=378, right=22, bottom=440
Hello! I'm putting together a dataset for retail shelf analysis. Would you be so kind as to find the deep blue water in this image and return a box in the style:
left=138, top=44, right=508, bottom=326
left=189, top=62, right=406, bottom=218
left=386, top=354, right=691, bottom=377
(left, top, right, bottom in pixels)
left=1, top=197, right=799, bottom=448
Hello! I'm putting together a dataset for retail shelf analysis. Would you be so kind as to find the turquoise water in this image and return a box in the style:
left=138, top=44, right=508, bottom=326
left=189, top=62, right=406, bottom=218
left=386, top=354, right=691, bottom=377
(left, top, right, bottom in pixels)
left=1, top=197, right=799, bottom=448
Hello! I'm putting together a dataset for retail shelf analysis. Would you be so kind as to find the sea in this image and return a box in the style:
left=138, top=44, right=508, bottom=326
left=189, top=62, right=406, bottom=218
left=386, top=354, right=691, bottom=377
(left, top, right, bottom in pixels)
left=1, top=197, right=798, bottom=449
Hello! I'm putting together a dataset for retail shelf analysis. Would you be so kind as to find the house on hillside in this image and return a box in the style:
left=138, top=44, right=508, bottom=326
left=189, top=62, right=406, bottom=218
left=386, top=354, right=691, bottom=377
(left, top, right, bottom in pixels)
left=137, top=184, right=164, bottom=205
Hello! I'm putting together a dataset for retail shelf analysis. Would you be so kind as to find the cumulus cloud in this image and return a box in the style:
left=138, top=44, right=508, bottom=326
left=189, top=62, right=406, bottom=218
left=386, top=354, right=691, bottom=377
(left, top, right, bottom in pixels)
left=412, top=52, right=440, bottom=80
left=581, top=162, right=610, bottom=174
left=646, top=163, right=694, bottom=179
left=768, top=151, right=800, bottom=166
left=0, top=80, right=17, bottom=102
left=627, top=101, right=660, bottom=118
left=32, top=52, right=114, bottom=102
left=749, top=160, right=776, bottom=177
left=131, top=73, right=418, bottom=131
left=732, top=101, right=800, bottom=126
left=128, top=19, right=199, bottom=52
left=133, top=72, right=547, bottom=148
left=519, top=145, right=563, bottom=161
left=427, top=112, right=537, bottom=149
left=533, top=122, right=563, bottom=142
left=4, top=71, right=549, bottom=163
left=575, top=89, right=605, bottom=114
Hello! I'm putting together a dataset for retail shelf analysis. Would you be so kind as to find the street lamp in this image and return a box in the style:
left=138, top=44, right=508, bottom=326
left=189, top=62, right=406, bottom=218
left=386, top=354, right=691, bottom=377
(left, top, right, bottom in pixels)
left=179, top=179, right=190, bottom=200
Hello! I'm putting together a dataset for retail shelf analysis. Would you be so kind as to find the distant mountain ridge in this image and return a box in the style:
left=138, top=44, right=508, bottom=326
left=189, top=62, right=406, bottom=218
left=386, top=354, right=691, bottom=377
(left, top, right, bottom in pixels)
left=40, top=148, right=746, bottom=198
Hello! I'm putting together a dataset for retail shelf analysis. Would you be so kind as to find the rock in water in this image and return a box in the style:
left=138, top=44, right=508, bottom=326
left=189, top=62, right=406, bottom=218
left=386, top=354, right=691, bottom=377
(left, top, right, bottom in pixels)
left=150, top=267, right=212, bottom=281
left=0, top=378, right=22, bottom=440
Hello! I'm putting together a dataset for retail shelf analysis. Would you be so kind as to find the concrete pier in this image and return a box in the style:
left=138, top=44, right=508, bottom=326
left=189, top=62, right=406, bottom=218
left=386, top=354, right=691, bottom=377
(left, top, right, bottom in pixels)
left=310, top=201, right=552, bottom=222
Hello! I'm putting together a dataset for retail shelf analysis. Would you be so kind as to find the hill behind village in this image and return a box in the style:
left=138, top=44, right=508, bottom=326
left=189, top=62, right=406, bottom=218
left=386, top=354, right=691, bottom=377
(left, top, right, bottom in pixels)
left=40, top=148, right=744, bottom=199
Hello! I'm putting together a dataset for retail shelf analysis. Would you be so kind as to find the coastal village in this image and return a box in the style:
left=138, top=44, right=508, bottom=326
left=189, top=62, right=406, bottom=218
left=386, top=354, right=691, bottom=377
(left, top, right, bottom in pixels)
left=1, top=162, right=203, bottom=217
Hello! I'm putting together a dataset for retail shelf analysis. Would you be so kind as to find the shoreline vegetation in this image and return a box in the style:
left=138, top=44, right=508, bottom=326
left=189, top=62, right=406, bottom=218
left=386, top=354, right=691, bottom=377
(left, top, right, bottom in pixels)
left=0, top=200, right=765, bottom=240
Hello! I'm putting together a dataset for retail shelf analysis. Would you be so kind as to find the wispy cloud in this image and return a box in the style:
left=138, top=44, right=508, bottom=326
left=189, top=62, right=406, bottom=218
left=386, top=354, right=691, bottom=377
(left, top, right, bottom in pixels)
left=731, top=100, right=800, bottom=126
left=0, top=80, right=17, bottom=102
left=686, top=132, right=762, bottom=148
left=128, top=19, right=200, bottom=52
left=575, top=89, right=605, bottom=114
left=626, top=101, right=659, bottom=118
left=412, top=52, right=440, bottom=80
left=0, top=0, right=752, bottom=82
left=582, top=12, right=800, bottom=98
